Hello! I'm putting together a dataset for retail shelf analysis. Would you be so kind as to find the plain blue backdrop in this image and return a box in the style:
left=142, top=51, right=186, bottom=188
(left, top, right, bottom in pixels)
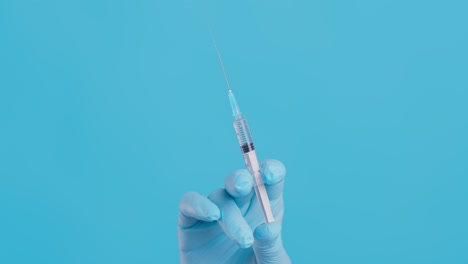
left=1, top=0, right=467, bottom=263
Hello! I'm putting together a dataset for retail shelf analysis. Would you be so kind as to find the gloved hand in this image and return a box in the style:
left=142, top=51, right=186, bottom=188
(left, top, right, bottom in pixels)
left=177, top=159, right=291, bottom=264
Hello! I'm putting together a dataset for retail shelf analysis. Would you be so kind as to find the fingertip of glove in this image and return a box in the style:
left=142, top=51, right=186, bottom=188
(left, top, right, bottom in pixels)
left=261, top=159, right=286, bottom=185
left=204, top=206, right=221, bottom=221
left=239, top=233, right=254, bottom=248
left=234, top=179, right=253, bottom=197
left=254, top=222, right=282, bottom=241
left=225, top=169, right=253, bottom=197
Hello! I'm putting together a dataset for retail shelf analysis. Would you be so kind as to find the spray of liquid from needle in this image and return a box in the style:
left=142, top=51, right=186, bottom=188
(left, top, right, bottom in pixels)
left=197, top=0, right=231, bottom=92
left=197, top=1, right=275, bottom=223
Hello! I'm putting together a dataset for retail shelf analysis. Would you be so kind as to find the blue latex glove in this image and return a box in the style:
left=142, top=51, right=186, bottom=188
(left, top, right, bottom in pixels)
left=178, top=159, right=291, bottom=264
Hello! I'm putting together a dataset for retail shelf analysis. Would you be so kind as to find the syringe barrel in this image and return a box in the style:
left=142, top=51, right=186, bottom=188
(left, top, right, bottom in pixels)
left=233, top=117, right=255, bottom=153
left=233, top=117, right=275, bottom=223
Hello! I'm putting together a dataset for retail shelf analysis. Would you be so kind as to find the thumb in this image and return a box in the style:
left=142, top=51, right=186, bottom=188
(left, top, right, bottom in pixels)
left=253, top=222, right=291, bottom=264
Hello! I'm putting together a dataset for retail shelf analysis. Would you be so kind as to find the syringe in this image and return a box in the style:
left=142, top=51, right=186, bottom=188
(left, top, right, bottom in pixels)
left=196, top=0, right=274, bottom=223
left=228, top=89, right=275, bottom=223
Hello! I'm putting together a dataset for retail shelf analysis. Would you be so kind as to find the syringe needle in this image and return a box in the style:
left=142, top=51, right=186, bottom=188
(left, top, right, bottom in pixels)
left=228, top=89, right=242, bottom=119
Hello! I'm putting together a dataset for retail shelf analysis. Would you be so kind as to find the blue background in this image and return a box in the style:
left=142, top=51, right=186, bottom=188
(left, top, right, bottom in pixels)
left=1, top=0, right=467, bottom=263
